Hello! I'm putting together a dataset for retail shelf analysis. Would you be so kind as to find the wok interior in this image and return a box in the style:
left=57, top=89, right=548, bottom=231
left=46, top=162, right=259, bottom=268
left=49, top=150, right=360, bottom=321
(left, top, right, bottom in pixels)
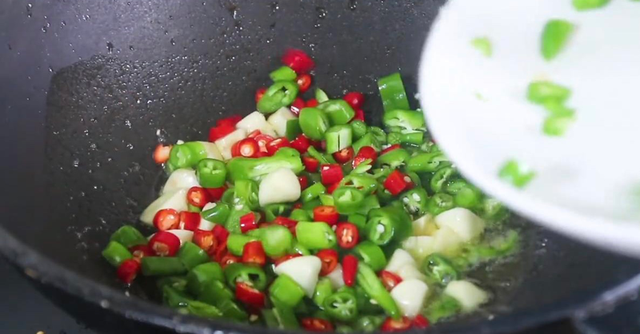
left=2, top=0, right=640, bottom=332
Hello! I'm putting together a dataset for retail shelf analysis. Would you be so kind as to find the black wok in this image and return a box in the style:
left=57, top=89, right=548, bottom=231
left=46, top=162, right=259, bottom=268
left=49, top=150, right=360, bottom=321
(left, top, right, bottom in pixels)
left=1, top=1, right=639, bottom=333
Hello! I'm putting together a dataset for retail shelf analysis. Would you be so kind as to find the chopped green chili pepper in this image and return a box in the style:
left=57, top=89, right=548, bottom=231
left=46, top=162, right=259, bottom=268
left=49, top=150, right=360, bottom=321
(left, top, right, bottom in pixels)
left=325, top=125, right=353, bottom=154
left=168, top=142, right=210, bottom=170
left=453, top=185, right=482, bottom=209
left=543, top=114, right=575, bottom=137
left=350, top=120, right=368, bottom=140
left=302, top=198, right=323, bottom=211
left=423, top=253, right=459, bottom=285
left=543, top=100, right=575, bottom=117
left=355, top=286, right=383, bottom=314
left=573, top=0, right=610, bottom=11
left=316, top=88, right=330, bottom=103
left=383, top=110, right=426, bottom=133
left=341, top=174, right=378, bottom=195
left=399, top=188, right=429, bottom=216
left=356, top=195, right=381, bottom=216
left=185, top=300, right=223, bottom=319
left=354, top=315, right=385, bottom=332
left=227, top=147, right=304, bottom=182
left=224, top=263, right=267, bottom=291
left=407, top=152, right=451, bottom=173
left=110, top=226, right=147, bottom=248
left=218, top=299, right=249, bottom=322
left=227, top=234, right=258, bottom=256
left=221, top=187, right=236, bottom=205
left=286, top=119, right=302, bottom=141
left=353, top=240, right=387, bottom=271
left=270, top=274, right=306, bottom=307
left=356, top=263, right=400, bottom=319
left=201, top=202, right=231, bottom=224
left=471, top=37, right=493, bottom=57
left=301, top=183, right=327, bottom=203
left=499, top=159, right=536, bottom=188
left=319, top=194, right=335, bottom=206
left=317, top=100, right=356, bottom=125
left=199, top=280, right=234, bottom=305
left=163, top=285, right=191, bottom=308
left=270, top=66, right=297, bottom=82
left=347, top=213, right=367, bottom=231
left=480, top=197, right=509, bottom=222
left=177, top=242, right=210, bottom=270
left=313, top=277, right=334, bottom=308
left=225, top=207, right=252, bottom=234
left=264, top=203, right=292, bottom=222
left=247, top=225, right=294, bottom=257
left=157, top=276, right=188, bottom=292
left=187, top=262, right=224, bottom=296
left=353, top=133, right=381, bottom=153
left=541, top=19, right=575, bottom=61
left=299, top=107, right=331, bottom=140
left=365, top=207, right=412, bottom=246
left=266, top=298, right=300, bottom=329
left=431, top=167, right=457, bottom=193
left=376, top=148, right=410, bottom=169
left=333, top=187, right=365, bottom=214
left=336, top=325, right=355, bottom=333
left=187, top=204, right=202, bottom=213
left=527, top=80, right=571, bottom=104
left=387, top=131, right=424, bottom=146
left=290, top=208, right=312, bottom=221
left=454, top=230, right=520, bottom=269
left=258, top=81, right=299, bottom=114
left=290, top=241, right=311, bottom=256
left=196, top=158, right=227, bottom=188
left=295, top=222, right=337, bottom=250
left=102, top=241, right=132, bottom=267
left=141, top=257, right=187, bottom=276
left=425, top=295, right=461, bottom=323
left=324, top=287, right=358, bottom=322
left=406, top=171, right=422, bottom=188
left=307, top=146, right=335, bottom=164
left=234, top=179, right=260, bottom=210
left=378, top=73, right=410, bottom=112
left=376, top=186, right=394, bottom=205
left=427, top=193, right=455, bottom=216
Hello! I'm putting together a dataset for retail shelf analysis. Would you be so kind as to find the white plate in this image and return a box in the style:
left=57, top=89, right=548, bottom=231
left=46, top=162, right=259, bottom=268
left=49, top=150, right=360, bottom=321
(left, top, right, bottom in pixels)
left=419, top=0, right=640, bottom=257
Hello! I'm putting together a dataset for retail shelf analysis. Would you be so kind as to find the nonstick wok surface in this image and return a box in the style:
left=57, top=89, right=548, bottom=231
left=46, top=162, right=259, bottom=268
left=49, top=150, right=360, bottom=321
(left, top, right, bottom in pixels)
left=1, top=1, right=640, bottom=333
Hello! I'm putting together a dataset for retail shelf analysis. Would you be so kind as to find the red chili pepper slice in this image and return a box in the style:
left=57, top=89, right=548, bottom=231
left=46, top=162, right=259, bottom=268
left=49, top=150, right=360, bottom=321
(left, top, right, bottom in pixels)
left=273, top=253, right=302, bottom=266
left=219, top=253, right=240, bottom=268
left=204, top=186, right=226, bottom=202
left=332, top=147, right=354, bottom=164
left=212, top=224, right=230, bottom=244
left=153, top=208, right=180, bottom=231
left=212, top=240, right=227, bottom=262
left=351, top=108, right=365, bottom=122
left=326, top=182, right=340, bottom=195
left=179, top=211, right=201, bottom=231
left=236, top=282, right=266, bottom=308
left=266, top=137, right=290, bottom=156
left=255, top=87, right=267, bottom=103
left=303, top=156, right=320, bottom=172
left=381, top=144, right=402, bottom=155
left=193, top=230, right=218, bottom=253
left=379, top=270, right=403, bottom=291
left=412, top=315, right=430, bottom=329
left=187, top=186, right=210, bottom=208
left=247, top=130, right=262, bottom=138
left=129, top=244, right=153, bottom=260
left=290, top=97, right=305, bottom=116
left=383, top=170, right=410, bottom=196
left=232, top=138, right=260, bottom=158
left=316, top=249, right=339, bottom=276
left=242, top=240, right=267, bottom=267
left=296, top=73, right=313, bottom=93
left=335, top=223, right=359, bottom=249
left=306, top=98, right=319, bottom=108
left=148, top=231, right=181, bottom=257
left=153, top=144, right=172, bottom=164
left=313, top=205, right=339, bottom=226
left=343, top=91, right=365, bottom=109
left=239, top=212, right=259, bottom=233
left=216, top=115, right=243, bottom=128
left=342, top=254, right=358, bottom=287
left=282, top=49, right=315, bottom=74
left=273, top=216, right=298, bottom=235
left=381, top=317, right=412, bottom=332
left=320, top=164, right=344, bottom=185
left=291, top=134, right=311, bottom=154
left=298, top=175, right=309, bottom=190
left=254, top=134, right=275, bottom=153
left=208, top=124, right=236, bottom=142
left=352, top=146, right=377, bottom=168
left=301, top=318, right=334, bottom=332
left=116, top=259, right=141, bottom=284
